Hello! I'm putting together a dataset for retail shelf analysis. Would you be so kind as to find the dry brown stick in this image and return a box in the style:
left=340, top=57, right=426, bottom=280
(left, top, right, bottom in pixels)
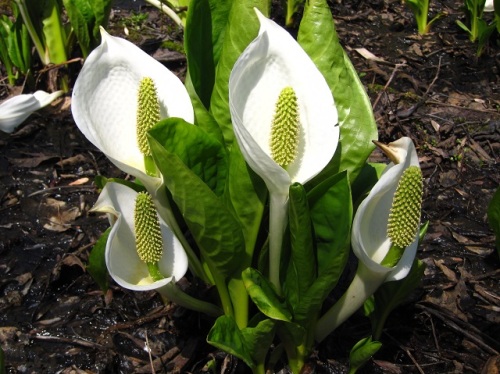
left=31, top=333, right=103, bottom=349
left=372, top=62, right=406, bottom=110
left=404, top=347, right=426, bottom=374
left=416, top=304, right=500, bottom=356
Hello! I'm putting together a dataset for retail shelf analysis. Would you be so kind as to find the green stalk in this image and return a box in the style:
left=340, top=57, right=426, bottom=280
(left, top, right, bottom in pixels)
left=42, top=0, right=67, bottom=64
left=13, top=0, right=48, bottom=65
left=268, top=192, right=288, bottom=294
left=212, top=267, right=234, bottom=318
left=228, top=277, right=248, bottom=330
left=158, top=283, right=223, bottom=317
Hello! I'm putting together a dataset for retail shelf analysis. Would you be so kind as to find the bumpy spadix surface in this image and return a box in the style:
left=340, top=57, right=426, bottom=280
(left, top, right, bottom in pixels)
left=270, top=87, right=300, bottom=168
left=387, top=166, right=423, bottom=248
left=136, top=77, right=160, bottom=156
left=71, top=28, right=193, bottom=181
left=352, top=137, right=421, bottom=281
left=92, top=183, right=188, bottom=291
left=229, top=9, right=338, bottom=196
left=134, top=192, right=163, bottom=264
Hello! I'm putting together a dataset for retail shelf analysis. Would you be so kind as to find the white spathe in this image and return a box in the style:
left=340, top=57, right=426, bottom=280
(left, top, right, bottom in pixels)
left=229, top=9, right=339, bottom=196
left=484, top=0, right=494, bottom=12
left=352, top=137, right=420, bottom=282
left=228, top=8, right=338, bottom=290
left=71, top=27, right=194, bottom=182
left=315, top=137, right=421, bottom=342
left=0, top=90, right=64, bottom=133
left=92, top=182, right=188, bottom=291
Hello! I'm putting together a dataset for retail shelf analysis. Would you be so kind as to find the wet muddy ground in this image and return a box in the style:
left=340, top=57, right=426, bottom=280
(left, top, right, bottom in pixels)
left=0, top=0, right=499, bottom=373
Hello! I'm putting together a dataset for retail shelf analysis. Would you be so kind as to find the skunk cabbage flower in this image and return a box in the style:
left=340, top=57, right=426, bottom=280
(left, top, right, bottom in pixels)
left=92, top=182, right=188, bottom=291
left=229, top=9, right=338, bottom=290
left=0, top=90, right=63, bottom=133
left=71, top=27, right=194, bottom=185
left=315, top=137, right=423, bottom=342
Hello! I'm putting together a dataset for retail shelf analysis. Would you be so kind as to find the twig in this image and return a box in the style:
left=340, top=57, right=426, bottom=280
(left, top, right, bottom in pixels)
left=372, top=62, right=406, bottom=110
left=416, top=303, right=500, bottom=356
left=28, top=185, right=96, bottom=197
left=31, top=333, right=103, bottom=349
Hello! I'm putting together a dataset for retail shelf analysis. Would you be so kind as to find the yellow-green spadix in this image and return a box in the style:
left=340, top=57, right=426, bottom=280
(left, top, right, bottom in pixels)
left=91, top=182, right=188, bottom=291
left=229, top=9, right=339, bottom=290
left=315, top=137, right=422, bottom=342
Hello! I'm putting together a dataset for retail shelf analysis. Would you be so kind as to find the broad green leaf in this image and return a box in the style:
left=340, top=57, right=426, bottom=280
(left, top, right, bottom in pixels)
left=149, top=118, right=228, bottom=196
left=90, top=0, right=113, bottom=44
left=208, top=315, right=254, bottom=368
left=207, top=315, right=275, bottom=370
left=284, top=183, right=316, bottom=313
left=41, top=0, right=67, bottom=64
left=308, top=171, right=351, bottom=281
left=209, top=0, right=270, bottom=146
left=63, top=0, right=92, bottom=56
left=223, top=142, right=267, bottom=262
left=298, top=0, right=378, bottom=186
left=185, top=0, right=232, bottom=108
left=148, top=132, right=245, bottom=278
left=292, top=171, right=352, bottom=322
left=86, top=228, right=110, bottom=292
left=242, top=267, right=292, bottom=322
left=487, top=186, right=500, bottom=258
left=350, top=162, right=386, bottom=207
left=348, top=336, right=382, bottom=374
left=370, top=259, right=426, bottom=340
left=185, top=72, right=225, bottom=144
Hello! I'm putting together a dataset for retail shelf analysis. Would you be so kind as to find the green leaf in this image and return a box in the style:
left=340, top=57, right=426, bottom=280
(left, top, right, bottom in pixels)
left=350, top=162, right=386, bottom=207
left=284, top=183, right=316, bottom=313
left=86, top=228, right=110, bottom=292
left=185, top=72, right=225, bottom=144
left=348, top=336, right=382, bottom=374
left=293, top=171, right=352, bottom=322
left=41, top=0, right=68, bottom=64
left=63, top=0, right=92, bottom=56
left=298, top=0, right=378, bottom=186
left=207, top=315, right=275, bottom=370
left=242, top=267, right=292, bottom=322
left=150, top=118, right=228, bottom=196
left=223, top=143, right=267, bottom=263
left=487, top=186, right=500, bottom=258
left=148, top=129, right=245, bottom=279
left=209, top=0, right=270, bottom=146
left=371, top=259, right=426, bottom=340
left=285, top=0, right=304, bottom=26
left=185, top=0, right=232, bottom=108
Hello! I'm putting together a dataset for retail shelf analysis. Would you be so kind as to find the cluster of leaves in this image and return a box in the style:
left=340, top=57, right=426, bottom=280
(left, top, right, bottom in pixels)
left=403, top=0, right=499, bottom=55
left=0, top=0, right=112, bottom=88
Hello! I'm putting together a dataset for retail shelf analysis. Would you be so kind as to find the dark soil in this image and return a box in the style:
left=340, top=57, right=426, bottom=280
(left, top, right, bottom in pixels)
left=1, top=0, right=499, bottom=373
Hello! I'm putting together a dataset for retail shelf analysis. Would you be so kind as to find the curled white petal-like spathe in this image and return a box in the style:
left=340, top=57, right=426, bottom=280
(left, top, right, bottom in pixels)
left=229, top=8, right=339, bottom=195
left=484, top=0, right=494, bottom=12
left=352, top=137, right=420, bottom=282
left=71, top=27, right=194, bottom=181
left=92, top=182, right=188, bottom=291
left=0, top=90, right=64, bottom=133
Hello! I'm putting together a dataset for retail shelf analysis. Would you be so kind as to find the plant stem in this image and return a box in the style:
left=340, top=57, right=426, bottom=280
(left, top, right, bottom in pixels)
left=228, top=277, right=248, bottom=330
left=315, top=262, right=386, bottom=343
left=159, top=283, right=223, bottom=317
left=268, top=192, right=288, bottom=294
